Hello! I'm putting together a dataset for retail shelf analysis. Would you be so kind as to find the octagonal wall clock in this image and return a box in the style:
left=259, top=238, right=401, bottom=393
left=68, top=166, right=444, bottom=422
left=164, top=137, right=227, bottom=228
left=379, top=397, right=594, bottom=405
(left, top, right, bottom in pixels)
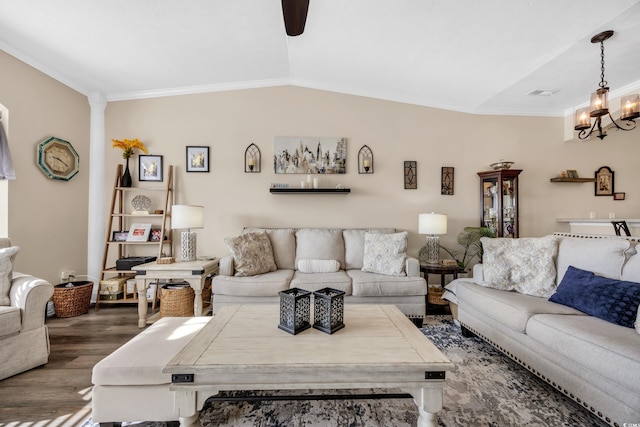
left=36, top=136, right=80, bottom=181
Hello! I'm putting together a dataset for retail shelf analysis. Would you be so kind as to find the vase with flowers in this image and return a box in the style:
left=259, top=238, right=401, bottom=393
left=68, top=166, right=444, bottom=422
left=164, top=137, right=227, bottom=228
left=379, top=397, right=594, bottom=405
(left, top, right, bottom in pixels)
left=112, top=138, right=147, bottom=187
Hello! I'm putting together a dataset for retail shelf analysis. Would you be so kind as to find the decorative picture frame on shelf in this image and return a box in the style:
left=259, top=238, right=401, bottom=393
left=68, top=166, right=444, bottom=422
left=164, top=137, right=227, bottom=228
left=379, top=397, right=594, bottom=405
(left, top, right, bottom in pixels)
left=112, top=231, right=128, bottom=242
left=614, top=192, right=625, bottom=201
left=594, top=166, right=614, bottom=196
left=404, top=161, right=417, bottom=189
left=149, top=229, right=163, bottom=242
left=566, top=170, right=579, bottom=179
left=139, top=155, right=163, bottom=182
left=186, top=146, right=209, bottom=172
left=441, top=166, right=454, bottom=195
left=126, top=223, right=152, bottom=242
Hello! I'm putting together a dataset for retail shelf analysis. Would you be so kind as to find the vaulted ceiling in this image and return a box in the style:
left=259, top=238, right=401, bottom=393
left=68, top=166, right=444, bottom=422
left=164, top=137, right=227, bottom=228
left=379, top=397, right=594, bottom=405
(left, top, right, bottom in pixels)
left=1, top=0, right=639, bottom=117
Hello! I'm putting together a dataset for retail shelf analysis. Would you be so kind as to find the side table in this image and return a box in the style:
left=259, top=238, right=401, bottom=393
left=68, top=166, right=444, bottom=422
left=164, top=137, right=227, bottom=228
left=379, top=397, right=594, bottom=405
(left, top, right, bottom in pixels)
left=420, top=262, right=464, bottom=312
left=133, top=258, right=219, bottom=328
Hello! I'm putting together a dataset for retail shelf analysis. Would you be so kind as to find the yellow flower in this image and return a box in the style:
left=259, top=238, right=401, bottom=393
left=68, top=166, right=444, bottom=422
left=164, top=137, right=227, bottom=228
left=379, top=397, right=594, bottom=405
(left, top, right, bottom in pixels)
left=112, top=138, right=148, bottom=159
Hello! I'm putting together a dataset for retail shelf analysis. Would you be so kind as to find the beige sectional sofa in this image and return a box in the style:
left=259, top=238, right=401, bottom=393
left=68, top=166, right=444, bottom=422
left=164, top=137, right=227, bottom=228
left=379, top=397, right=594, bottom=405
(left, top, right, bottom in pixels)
left=212, top=227, right=427, bottom=324
left=0, top=238, right=54, bottom=380
left=445, top=233, right=640, bottom=427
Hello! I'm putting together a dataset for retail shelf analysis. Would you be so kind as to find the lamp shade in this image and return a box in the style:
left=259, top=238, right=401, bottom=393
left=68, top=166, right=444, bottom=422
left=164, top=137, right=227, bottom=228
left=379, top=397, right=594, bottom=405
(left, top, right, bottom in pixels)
left=171, top=205, right=204, bottom=229
left=419, top=213, right=447, bottom=235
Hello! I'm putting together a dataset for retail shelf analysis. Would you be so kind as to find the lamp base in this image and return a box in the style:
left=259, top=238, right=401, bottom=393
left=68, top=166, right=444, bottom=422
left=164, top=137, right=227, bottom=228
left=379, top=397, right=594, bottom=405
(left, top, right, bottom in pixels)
left=424, top=236, right=440, bottom=264
left=180, top=231, right=197, bottom=262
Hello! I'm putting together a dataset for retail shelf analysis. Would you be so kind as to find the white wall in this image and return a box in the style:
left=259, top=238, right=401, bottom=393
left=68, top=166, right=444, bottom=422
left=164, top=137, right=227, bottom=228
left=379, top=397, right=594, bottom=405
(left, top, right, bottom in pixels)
left=104, top=86, right=640, bottom=261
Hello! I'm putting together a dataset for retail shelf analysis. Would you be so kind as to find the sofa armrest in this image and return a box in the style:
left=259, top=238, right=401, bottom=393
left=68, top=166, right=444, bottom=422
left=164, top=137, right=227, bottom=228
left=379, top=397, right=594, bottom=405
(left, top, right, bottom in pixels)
left=405, top=256, right=420, bottom=277
left=472, top=263, right=484, bottom=284
left=218, top=255, right=235, bottom=276
left=10, top=272, right=54, bottom=332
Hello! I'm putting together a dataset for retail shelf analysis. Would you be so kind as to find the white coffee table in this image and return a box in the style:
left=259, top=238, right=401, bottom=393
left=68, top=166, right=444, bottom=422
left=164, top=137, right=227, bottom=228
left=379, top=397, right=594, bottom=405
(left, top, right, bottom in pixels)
left=164, top=304, right=455, bottom=427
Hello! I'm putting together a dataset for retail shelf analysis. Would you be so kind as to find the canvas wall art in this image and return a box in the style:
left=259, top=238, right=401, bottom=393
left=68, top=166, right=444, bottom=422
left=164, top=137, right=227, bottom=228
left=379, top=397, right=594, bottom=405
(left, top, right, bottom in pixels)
left=274, top=137, right=347, bottom=174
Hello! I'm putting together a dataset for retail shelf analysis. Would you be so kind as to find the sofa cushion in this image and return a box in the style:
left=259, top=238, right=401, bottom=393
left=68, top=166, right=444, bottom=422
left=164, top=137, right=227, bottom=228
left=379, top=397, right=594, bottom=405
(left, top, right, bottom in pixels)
left=549, top=266, right=640, bottom=328
left=295, top=229, right=345, bottom=269
left=343, top=229, right=395, bottom=270
left=480, top=235, right=558, bottom=297
left=297, top=259, right=340, bottom=274
left=0, top=246, right=19, bottom=306
left=457, top=281, right=584, bottom=333
left=362, top=231, right=408, bottom=277
left=290, top=271, right=352, bottom=294
left=92, top=317, right=211, bottom=386
left=347, top=269, right=426, bottom=297
left=556, top=236, right=629, bottom=285
left=0, top=306, right=21, bottom=338
left=243, top=228, right=296, bottom=270
left=224, top=231, right=277, bottom=277
left=526, top=313, right=640, bottom=396
left=212, top=269, right=293, bottom=296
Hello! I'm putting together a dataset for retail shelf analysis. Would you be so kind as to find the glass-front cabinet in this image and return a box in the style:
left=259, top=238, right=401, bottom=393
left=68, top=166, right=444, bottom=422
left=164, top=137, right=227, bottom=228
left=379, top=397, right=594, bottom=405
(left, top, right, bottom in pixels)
left=478, top=169, right=522, bottom=238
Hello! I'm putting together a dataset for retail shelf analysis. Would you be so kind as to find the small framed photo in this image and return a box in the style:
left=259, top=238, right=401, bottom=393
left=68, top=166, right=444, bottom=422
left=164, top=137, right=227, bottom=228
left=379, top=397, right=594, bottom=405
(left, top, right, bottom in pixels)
left=614, top=192, right=626, bottom=201
left=566, top=170, right=579, bottom=179
left=112, top=231, right=128, bottom=242
left=595, top=166, right=614, bottom=196
left=150, top=228, right=163, bottom=242
left=186, top=146, right=210, bottom=172
left=126, top=223, right=152, bottom=242
left=139, top=155, right=163, bottom=182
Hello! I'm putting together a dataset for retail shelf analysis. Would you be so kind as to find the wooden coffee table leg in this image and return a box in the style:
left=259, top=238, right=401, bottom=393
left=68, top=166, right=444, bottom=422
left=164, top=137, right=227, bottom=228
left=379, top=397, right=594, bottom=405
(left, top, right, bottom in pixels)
left=403, top=384, right=444, bottom=427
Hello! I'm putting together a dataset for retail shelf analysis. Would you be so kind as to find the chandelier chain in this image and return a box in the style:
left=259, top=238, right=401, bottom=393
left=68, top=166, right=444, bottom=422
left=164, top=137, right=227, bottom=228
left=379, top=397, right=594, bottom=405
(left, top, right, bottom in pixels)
left=599, top=40, right=607, bottom=88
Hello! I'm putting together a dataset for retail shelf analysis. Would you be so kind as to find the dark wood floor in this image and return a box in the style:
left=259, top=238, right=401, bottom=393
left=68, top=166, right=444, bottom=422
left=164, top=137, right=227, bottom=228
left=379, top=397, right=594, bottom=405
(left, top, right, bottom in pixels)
left=0, top=305, right=146, bottom=427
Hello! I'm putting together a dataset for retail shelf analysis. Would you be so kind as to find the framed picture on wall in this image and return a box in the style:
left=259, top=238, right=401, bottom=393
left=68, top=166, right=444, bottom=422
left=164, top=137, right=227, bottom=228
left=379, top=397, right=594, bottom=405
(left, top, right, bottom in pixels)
left=139, top=155, right=163, bottom=182
left=186, top=146, right=209, bottom=172
left=274, top=136, right=347, bottom=174
left=594, top=166, right=614, bottom=196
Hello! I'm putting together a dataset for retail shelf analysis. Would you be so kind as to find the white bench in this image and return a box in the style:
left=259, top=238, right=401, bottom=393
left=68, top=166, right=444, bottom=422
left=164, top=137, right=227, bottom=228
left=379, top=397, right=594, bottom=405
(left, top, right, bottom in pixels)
left=91, top=317, right=212, bottom=425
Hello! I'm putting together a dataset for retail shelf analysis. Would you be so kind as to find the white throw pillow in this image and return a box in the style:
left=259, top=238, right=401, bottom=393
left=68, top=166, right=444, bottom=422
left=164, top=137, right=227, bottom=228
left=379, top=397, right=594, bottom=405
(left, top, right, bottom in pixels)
left=297, top=259, right=340, bottom=274
left=0, top=246, right=19, bottom=306
left=481, top=235, right=558, bottom=297
left=361, top=231, right=407, bottom=277
left=224, top=231, right=277, bottom=277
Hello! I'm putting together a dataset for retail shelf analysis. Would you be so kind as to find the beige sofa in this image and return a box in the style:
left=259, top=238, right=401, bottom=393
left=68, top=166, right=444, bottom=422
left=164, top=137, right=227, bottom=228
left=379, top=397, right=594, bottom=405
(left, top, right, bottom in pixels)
left=445, top=233, right=640, bottom=427
left=0, top=238, right=54, bottom=380
left=212, top=227, right=427, bottom=324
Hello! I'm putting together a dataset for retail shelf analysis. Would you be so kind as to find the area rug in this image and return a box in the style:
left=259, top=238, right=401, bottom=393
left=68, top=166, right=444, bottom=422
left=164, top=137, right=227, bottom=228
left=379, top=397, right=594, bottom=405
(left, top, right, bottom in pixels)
left=83, top=316, right=609, bottom=427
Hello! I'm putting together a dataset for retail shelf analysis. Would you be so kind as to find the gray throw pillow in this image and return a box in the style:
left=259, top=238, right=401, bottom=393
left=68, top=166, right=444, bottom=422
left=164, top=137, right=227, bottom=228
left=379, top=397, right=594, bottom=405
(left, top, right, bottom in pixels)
left=0, top=246, right=19, bottom=306
left=224, top=231, right=277, bottom=277
left=361, top=231, right=407, bottom=277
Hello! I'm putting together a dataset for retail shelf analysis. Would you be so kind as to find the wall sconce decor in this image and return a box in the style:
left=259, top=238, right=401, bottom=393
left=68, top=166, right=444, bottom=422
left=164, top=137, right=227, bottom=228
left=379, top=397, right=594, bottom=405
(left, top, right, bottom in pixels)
left=358, top=145, right=374, bottom=174
left=404, top=161, right=417, bottom=189
left=244, top=143, right=261, bottom=173
left=313, top=287, right=345, bottom=334
left=278, top=288, right=311, bottom=335
left=441, top=167, right=454, bottom=195
left=574, top=30, right=638, bottom=140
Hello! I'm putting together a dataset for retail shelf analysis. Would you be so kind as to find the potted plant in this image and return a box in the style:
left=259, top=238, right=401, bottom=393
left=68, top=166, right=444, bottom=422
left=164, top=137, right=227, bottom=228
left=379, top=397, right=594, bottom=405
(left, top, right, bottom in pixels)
left=420, top=226, right=495, bottom=271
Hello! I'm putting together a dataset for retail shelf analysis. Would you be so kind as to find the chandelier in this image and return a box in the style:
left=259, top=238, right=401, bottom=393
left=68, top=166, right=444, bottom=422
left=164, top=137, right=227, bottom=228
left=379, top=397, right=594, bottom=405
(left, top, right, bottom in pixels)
left=574, top=30, right=639, bottom=140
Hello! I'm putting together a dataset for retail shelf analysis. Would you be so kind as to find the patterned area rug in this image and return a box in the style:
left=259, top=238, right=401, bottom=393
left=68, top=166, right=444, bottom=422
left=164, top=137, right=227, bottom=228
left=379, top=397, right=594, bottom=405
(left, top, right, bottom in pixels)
left=84, top=316, right=609, bottom=427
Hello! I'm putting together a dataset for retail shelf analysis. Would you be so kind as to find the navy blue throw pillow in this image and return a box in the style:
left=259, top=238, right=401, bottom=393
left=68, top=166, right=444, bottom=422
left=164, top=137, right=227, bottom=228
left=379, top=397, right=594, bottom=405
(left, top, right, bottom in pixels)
left=549, top=266, right=640, bottom=328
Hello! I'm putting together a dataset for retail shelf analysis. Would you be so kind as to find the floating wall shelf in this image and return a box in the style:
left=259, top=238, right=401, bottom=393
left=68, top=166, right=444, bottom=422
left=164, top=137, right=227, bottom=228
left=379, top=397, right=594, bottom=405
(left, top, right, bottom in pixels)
left=269, top=188, right=351, bottom=194
left=550, top=178, right=596, bottom=183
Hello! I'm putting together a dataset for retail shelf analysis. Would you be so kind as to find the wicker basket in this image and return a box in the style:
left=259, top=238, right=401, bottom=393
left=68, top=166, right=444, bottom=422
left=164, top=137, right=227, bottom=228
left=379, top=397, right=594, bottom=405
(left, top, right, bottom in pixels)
left=53, top=281, right=93, bottom=318
left=427, top=286, right=448, bottom=306
left=160, top=285, right=195, bottom=317
left=202, top=283, right=212, bottom=309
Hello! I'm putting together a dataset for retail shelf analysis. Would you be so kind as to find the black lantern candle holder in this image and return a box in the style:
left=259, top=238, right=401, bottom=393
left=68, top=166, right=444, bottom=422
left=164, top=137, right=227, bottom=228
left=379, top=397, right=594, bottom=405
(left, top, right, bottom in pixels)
left=278, top=288, right=311, bottom=335
left=313, top=287, right=345, bottom=334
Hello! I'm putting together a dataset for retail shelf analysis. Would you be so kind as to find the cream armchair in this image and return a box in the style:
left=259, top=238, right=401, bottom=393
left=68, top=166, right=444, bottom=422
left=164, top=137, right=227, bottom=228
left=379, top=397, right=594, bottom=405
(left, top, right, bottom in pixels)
left=0, top=238, right=54, bottom=380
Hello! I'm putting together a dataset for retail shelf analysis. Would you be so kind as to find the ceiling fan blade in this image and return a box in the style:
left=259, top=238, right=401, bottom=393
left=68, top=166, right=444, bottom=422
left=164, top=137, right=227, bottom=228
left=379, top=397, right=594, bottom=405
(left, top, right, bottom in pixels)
left=281, top=0, right=309, bottom=36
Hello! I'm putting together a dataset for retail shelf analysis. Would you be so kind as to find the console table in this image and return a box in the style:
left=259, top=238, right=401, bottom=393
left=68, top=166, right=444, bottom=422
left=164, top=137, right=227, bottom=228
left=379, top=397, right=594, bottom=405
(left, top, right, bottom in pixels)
left=133, top=259, right=219, bottom=328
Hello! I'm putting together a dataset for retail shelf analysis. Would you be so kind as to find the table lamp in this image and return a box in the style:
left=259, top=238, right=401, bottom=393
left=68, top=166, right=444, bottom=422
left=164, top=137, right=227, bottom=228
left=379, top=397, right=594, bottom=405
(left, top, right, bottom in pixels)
left=171, top=205, right=204, bottom=261
left=419, top=213, right=447, bottom=264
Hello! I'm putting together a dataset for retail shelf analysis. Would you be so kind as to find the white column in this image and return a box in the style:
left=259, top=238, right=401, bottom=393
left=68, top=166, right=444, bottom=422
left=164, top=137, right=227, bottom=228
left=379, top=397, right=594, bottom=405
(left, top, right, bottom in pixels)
left=87, top=92, right=107, bottom=302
